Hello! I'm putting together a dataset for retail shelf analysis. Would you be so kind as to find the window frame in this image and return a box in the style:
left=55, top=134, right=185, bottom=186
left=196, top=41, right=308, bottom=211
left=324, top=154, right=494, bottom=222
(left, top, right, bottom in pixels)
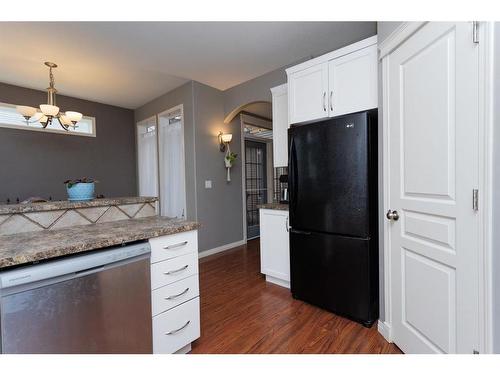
left=0, top=102, right=96, bottom=137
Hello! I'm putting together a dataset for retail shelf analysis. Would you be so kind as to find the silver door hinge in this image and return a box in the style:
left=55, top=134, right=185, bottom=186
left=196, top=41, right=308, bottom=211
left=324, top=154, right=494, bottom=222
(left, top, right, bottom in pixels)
left=473, top=189, right=479, bottom=211
left=473, top=21, right=479, bottom=44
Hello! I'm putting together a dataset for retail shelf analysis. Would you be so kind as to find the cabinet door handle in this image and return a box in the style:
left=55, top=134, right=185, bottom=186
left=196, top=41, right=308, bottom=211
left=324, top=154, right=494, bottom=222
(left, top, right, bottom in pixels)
left=285, top=217, right=289, bottom=232
left=165, top=320, right=191, bottom=335
left=330, top=91, right=333, bottom=112
left=163, top=241, right=188, bottom=250
left=165, top=287, right=190, bottom=300
left=163, top=265, right=189, bottom=275
left=323, top=92, right=327, bottom=111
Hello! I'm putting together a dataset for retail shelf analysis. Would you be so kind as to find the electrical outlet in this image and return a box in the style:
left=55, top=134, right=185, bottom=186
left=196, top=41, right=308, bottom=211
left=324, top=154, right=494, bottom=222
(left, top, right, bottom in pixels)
left=205, top=180, right=212, bottom=189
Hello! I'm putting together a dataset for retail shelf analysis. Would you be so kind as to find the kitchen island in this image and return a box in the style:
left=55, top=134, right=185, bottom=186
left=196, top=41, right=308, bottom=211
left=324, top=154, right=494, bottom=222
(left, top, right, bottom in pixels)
left=0, top=197, right=201, bottom=354
left=0, top=216, right=198, bottom=269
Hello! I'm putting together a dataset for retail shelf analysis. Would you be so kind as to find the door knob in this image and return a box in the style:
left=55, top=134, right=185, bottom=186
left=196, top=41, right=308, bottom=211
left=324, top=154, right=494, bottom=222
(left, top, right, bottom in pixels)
left=386, top=209, right=399, bottom=221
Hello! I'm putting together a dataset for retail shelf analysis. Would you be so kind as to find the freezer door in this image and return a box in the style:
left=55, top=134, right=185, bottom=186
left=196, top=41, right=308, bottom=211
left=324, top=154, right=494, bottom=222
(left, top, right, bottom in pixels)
left=290, top=230, right=378, bottom=326
left=288, top=112, right=374, bottom=237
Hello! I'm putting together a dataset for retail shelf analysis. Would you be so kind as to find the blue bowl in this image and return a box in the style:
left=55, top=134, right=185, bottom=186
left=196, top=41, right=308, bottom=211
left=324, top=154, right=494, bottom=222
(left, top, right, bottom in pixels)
left=66, top=182, right=95, bottom=201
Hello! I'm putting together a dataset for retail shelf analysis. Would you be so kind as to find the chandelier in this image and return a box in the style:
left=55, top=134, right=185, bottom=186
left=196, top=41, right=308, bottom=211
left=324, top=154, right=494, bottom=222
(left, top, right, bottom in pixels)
left=16, top=62, right=83, bottom=131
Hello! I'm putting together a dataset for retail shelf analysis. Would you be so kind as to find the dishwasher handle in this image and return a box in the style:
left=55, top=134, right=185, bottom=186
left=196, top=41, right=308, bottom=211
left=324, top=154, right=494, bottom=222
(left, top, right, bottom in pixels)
left=74, top=265, right=105, bottom=277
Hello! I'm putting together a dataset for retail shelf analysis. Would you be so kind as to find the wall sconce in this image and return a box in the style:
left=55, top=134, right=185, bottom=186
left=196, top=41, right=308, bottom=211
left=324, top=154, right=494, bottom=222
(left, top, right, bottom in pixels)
left=218, top=131, right=233, bottom=153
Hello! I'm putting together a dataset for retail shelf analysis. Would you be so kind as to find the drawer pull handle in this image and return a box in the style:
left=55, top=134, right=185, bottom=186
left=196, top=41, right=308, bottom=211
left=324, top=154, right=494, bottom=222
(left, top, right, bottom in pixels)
left=163, top=241, right=188, bottom=250
left=165, top=287, right=190, bottom=300
left=163, top=265, right=189, bottom=275
left=165, top=320, right=191, bottom=335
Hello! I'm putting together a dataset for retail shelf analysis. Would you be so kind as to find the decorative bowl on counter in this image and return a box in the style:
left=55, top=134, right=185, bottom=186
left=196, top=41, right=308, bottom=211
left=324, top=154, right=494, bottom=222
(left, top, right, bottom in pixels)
left=64, top=178, right=97, bottom=201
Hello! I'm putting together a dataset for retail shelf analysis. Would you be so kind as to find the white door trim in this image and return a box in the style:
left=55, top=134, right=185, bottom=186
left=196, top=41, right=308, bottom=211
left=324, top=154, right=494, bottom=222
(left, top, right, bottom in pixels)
left=157, top=104, right=187, bottom=219
left=240, top=113, right=274, bottom=241
left=380, top=21, right=494, bottom=353
left=240, top=114, right=247, bottom=242
left=476, top=21, right=494, bottom=354
left=378, top=22, right=427, bottom=59
left=380, top=54, right=393, bottom=342
left=135, top=115, right=159, bottom=198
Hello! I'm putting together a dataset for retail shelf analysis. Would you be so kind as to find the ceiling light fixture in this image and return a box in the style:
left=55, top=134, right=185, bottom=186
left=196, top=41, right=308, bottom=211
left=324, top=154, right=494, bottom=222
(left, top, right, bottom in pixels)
left=16, top=62, right=83, bottom=131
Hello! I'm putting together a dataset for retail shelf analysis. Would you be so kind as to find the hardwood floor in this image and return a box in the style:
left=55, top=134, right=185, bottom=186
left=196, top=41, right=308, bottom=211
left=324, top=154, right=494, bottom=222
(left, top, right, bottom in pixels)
left=190, top=239, right=402, bottom=354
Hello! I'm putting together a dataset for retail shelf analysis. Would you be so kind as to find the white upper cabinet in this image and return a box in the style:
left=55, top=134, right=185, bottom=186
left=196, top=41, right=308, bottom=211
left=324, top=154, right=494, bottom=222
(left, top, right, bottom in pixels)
left=287, top=63, right=328, bottom=124
left=271, top=84, right=289, bottom=168
left=286, top=36, right=377, bottom=125
left=328, top=44, right=377, bottom=117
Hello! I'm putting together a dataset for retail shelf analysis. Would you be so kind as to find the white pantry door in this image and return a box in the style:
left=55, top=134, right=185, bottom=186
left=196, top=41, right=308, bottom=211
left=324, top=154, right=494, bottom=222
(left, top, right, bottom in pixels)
left=387, top=22, right=479, bottom=353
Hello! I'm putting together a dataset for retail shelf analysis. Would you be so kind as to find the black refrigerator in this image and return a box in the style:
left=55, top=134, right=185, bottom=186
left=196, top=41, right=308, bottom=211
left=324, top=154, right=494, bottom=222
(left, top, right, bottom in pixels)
left=288, top=110, right=378, bottom=327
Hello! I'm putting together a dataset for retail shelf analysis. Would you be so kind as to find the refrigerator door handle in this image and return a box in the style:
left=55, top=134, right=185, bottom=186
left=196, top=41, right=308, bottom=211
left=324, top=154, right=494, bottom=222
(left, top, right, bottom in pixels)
left=288, top=137, right=298, bottom=214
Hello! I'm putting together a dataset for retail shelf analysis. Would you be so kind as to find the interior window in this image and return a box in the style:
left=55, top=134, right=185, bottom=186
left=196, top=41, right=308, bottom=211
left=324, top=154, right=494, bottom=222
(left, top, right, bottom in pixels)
left=0, top=102, right=95, bottom=136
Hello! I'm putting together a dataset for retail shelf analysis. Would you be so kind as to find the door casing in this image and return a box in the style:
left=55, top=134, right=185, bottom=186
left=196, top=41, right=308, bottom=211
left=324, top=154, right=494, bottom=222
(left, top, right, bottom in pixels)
left=239, top=114, right=274, bottom=242
left=379, top=21, right=494, bottom=354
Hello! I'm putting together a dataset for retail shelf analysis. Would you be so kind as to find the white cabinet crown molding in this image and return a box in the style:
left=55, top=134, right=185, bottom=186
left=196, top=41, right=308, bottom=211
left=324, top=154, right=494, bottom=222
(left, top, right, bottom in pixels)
left=285, top=35, right=377, bottom=76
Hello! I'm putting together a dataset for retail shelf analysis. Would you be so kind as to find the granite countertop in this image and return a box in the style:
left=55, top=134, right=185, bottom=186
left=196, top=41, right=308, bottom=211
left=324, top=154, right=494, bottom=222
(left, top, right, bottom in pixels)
left=0, top=216, right=199, bottom=270
left=257, top=202, right=289, bottom=211
left=0, top=196, right=157, bottom=215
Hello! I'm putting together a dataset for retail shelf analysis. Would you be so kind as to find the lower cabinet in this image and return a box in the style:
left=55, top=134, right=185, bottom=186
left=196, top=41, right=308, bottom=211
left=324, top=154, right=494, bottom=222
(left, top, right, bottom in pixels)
left=152, top=297, right=200, bottom=354
left=259, top=209, right=290, bottom=288
left=149, top=230, right=200, bottom=353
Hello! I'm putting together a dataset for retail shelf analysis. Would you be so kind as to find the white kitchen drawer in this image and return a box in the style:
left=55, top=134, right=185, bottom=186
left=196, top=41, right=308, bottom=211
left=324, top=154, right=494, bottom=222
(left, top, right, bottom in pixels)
left=153, top=297, right=200, bottom=354
left=151, top=252, right=199, bottom=290
left=152, top=274, right=199, bottom=316
left=149, top=230, right=198, bottom=264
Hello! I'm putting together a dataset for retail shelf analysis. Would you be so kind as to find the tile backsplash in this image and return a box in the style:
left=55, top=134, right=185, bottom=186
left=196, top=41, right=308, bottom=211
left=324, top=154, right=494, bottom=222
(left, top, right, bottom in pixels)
left=0, top=201, right=157, bottom=236
left=273, top=166, right=288, bottom=202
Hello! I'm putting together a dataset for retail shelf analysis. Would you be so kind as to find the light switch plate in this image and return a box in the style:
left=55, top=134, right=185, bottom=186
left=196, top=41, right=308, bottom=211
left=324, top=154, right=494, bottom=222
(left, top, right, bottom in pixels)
left=205, top=180, right=212, bottom=189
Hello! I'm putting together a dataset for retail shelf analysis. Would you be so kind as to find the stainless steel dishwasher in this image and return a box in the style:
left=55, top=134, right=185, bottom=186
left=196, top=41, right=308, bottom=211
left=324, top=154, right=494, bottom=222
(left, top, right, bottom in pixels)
left=0, top=242, right=152, bottom=354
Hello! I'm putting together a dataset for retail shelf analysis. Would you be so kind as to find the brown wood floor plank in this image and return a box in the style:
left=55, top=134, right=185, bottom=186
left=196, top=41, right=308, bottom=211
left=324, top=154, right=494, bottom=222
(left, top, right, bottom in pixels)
left=190, top=239, right=402, bottom=354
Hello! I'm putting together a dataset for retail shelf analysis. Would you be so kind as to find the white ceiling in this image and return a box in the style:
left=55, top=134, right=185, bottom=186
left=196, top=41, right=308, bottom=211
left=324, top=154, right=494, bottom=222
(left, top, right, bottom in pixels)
left=0, top=22, right=376, bottom=109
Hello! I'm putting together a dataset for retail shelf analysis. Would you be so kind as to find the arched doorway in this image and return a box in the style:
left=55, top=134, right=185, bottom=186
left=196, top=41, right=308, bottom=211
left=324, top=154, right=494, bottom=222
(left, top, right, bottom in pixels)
left=226, top=101, right=274, bottom=240
left=223, top=101, right=271, bottom=124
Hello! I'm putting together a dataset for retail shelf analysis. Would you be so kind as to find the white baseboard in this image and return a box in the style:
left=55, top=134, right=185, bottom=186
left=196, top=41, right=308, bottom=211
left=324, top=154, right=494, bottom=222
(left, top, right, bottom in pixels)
left=265, top=275, right=290, bottom=289
left=377, top=320, right=393, bottom=343
left=198, top=239, right=246, bottom=259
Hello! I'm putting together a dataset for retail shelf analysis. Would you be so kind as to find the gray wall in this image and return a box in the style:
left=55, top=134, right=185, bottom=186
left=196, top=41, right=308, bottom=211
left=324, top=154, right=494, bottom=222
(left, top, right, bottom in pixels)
left=193, top=82, right=244, bottom=251
left=133, top=24, right=378, bottom=254
left=135, top=81, right=244, bottom=252
left=223, top=67, right=287, bottom=119
left=0, top=82, right=136, bottom=202
left=134, top=81, right=197, bottom=221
